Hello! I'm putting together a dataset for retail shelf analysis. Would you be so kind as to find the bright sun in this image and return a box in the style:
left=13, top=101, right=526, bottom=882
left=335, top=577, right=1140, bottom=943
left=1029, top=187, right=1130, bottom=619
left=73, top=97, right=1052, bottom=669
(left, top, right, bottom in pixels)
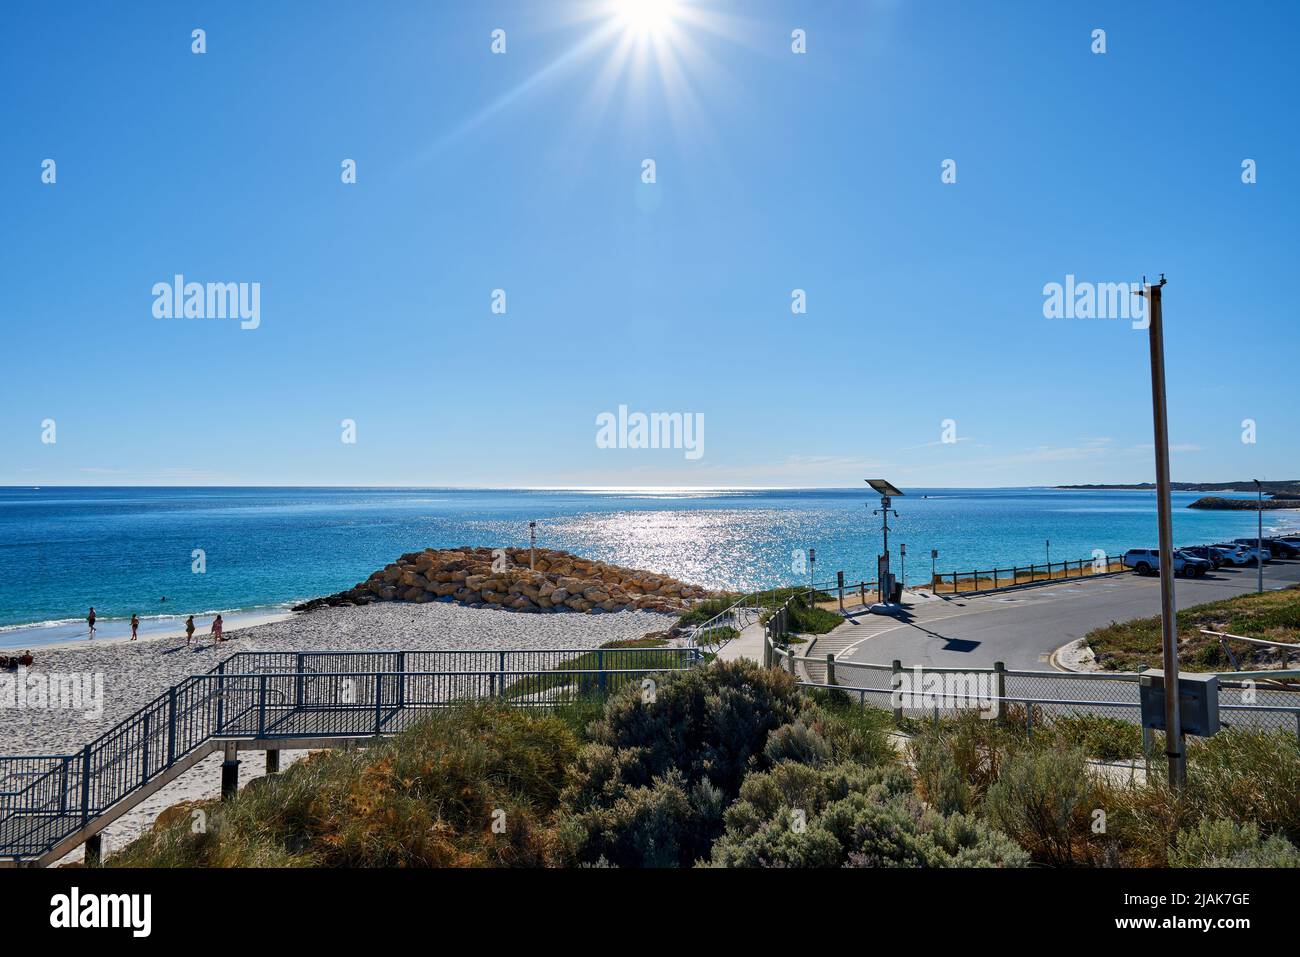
left=614, top=0, right=681, bottom=37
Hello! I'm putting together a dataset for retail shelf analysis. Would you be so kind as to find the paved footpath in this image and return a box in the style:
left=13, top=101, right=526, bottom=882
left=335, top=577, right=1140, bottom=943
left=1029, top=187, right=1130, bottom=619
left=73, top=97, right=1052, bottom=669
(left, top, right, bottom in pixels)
left=835, top=559, right=1300, bottom=671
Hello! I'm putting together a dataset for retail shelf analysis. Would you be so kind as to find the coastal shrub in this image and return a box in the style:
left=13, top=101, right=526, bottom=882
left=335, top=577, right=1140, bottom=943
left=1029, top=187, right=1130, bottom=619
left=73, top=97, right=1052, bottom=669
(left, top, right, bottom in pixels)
left=580, top=659, right=808, bottom=797
left=763, top=720, right=831, bottom=767
left=556, top=660, right=811, bottom=866
left=982, top=746, right=1111, bottom=867
left=785, top=597, right=843, bottom=636
left=803, top=690, right=896, bottom=766
left=676, top=595, right=741, bottom=627
left=108, top=703, right=578, bottom=868
left=910, top=712, right=1009, bottom=815
left=555, top=770, right=727, bottom=868
left=708, top=761, right=1027, bottom=868
left=1037, top=713, right=1143, bottom=762
left=1101, top=729, right=1300, bottom=866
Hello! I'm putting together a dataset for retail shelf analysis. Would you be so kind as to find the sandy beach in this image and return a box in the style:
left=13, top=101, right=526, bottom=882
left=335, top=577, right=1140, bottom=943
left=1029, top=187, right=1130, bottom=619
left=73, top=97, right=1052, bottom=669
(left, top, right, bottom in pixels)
left=0, top=601, right=677, bottom=757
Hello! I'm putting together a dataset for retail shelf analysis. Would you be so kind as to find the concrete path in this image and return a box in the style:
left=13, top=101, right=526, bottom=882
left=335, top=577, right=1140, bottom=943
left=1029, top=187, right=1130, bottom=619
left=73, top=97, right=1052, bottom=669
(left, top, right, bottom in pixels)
left=716, top=617, right=766, bottom=664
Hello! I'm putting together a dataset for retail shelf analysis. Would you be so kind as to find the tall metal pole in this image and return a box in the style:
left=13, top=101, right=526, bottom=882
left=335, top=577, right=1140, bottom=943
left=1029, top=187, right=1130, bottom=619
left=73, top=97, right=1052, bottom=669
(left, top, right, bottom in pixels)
left=1143, top=276, right=1184, bottom=787
left=1255, top=480, right=1264, bottom=593
left=529, top=521, right=536, bottom=571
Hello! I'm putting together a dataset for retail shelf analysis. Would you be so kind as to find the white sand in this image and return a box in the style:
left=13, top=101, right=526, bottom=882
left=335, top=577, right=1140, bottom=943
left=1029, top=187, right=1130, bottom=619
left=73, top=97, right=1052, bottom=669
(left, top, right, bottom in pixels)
left=1, top=601, right=676, bottom=757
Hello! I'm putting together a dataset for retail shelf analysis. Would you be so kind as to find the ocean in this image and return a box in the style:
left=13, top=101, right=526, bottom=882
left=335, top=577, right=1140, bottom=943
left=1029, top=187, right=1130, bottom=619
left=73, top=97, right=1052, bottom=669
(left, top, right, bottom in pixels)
left=2, top=486, right=1294, bottom=648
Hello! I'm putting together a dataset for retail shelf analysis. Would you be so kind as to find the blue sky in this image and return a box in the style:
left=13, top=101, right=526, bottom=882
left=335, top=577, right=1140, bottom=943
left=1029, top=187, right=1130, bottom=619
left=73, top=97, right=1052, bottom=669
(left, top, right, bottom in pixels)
left=2, top=0, right=1296, bottom=488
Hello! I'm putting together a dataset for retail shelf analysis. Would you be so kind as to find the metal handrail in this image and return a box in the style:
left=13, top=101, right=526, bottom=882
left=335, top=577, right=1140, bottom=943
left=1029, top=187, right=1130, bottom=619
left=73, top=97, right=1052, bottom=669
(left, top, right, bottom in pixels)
left=0, top=652, right=698, bottom=861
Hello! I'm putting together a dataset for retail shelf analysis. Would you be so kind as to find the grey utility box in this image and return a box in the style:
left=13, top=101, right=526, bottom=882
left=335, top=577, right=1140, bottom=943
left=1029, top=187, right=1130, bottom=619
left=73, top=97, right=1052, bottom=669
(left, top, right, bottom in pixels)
left=1138, top=671, right=1220, bottom=736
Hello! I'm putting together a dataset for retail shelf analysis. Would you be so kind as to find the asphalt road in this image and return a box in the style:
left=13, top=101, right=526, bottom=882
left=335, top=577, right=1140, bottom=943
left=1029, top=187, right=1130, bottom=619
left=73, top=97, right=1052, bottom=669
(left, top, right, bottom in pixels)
left=838, top=559, right=1300, bottom=671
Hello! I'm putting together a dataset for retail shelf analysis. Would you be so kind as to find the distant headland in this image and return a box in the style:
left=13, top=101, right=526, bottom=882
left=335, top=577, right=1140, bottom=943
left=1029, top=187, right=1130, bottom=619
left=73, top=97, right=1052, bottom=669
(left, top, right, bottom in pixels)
left=1056, top=481, right=1300, bottom=510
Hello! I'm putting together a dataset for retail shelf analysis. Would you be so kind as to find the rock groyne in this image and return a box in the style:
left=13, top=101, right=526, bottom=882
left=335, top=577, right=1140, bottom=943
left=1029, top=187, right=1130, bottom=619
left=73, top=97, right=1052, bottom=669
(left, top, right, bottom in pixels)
left=295, top=547, right=717, bottom=615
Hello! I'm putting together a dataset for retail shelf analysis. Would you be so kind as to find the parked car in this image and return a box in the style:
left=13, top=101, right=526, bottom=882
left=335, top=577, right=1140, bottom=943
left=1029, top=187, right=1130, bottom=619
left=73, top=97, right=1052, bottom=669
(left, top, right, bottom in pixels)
left=1262, top=538, right=1300, bottom=558
left=1209, top=544, right=1250, bottom=566
left=1174, top=550, right=1212, bottom=577
left=1123, top=548, right=1206, bottom=577
left=1217, top=542, right=1270, bottom=565
left=1182, top=545, right=1226, bottom=569
left=1232, top=538, right=1274, bottom=561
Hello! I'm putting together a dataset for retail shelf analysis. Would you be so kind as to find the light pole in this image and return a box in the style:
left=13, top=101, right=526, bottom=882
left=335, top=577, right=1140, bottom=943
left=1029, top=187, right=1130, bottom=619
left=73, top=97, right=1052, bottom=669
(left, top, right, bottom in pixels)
left=1045, top=539, right=1051, bottom=573
left=931, top=548, right=938, bottom=588
left=900, top=543, right=907, bottom=590
left=866, top=480, right=903, bottom=606
left=528, top=521, right=537, bottom=571
left=1254, top=479, right=1263, bottom=594
left=1140, top=275, right=1185, bottom=788
left=808, top=547, right=816, bottom=599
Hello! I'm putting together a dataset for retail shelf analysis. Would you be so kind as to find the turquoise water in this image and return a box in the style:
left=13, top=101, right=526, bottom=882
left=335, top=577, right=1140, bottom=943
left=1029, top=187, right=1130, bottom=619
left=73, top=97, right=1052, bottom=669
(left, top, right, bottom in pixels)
left=1, top=486, right=1293, bottom=647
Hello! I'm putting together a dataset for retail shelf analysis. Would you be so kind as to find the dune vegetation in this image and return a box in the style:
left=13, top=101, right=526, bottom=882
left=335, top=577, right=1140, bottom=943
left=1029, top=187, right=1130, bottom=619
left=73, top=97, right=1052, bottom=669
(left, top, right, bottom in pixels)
left=107, top=661, right=1300, bottom=869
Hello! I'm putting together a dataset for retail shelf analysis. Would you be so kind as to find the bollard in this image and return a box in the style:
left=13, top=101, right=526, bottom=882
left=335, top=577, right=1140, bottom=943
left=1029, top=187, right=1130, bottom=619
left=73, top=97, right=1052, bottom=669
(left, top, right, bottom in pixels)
left=265, top=749, right=280, bottom=775
left=891, top=659, right=903, bottom=725
left=825, top=653, right=836, bottom=687
left=221, top=741, right=240, bottom=801
left=84, top=833, right=102, bottom=868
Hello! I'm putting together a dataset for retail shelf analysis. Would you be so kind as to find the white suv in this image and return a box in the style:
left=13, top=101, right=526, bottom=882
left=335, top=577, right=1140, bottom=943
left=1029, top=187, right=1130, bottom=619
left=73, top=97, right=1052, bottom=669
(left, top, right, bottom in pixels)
left=1122, top=548, right=1195, bottom=577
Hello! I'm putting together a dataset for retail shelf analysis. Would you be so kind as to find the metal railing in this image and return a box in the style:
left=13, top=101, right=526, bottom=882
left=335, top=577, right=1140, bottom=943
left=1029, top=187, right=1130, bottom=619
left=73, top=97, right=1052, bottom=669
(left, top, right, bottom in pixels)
left=690, top=578, right=878, bottom=656
left=929, top=554, right=1125, bottom=594
left=0, top=647, right=698, bottom=863
left=770, top=627, right=1300, bottom=738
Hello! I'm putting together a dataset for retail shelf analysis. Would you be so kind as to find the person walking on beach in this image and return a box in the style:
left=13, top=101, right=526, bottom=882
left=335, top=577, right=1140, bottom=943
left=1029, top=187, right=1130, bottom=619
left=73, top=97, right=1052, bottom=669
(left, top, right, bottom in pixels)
left=211, top=614, right=224, bottom=643
left=130, top=614, right=140, bottom=641
left=87, top=607, right=96, bottom=640
left=185, top=615, right=196, bottom=646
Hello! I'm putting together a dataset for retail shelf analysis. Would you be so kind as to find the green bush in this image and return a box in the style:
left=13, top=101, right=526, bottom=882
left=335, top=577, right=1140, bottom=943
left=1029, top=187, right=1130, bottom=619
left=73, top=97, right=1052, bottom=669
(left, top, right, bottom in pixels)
left=805, top=690, right=897, bottom=766
left=910, top=712, right=1009, bottom=815
left=1038, top=713, right=1144, bottom=762
left=708, top=761, right=1027, bottom=868
left=1170, top=818, right=1300, bottom=868
left=576, top=659, right=808, bottom=798
left=556, top=660, right=811, bottom=866
left=764, top=720, right=831, bottom=767
left=556, top=770, right=727, bottom=868
left=982, top=746, right=1111, bottom=867
left=1101, top=729, right=1300, bottom=866
left=108, top=703, right=578, bottom=868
